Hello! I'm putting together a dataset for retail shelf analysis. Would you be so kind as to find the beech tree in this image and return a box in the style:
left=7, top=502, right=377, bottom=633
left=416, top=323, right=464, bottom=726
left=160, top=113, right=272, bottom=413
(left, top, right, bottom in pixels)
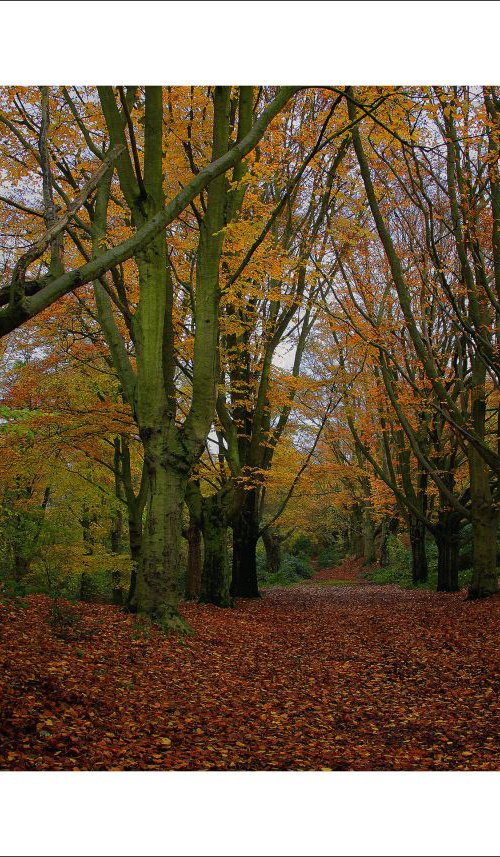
left=0, top=84, right=497, bottom=613
left=345, top=85, right=499, bottom=597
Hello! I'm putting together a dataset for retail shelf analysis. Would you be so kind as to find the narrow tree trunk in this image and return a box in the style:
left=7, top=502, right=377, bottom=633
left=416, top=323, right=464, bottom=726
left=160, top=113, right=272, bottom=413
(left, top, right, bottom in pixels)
left=126, top=514, right=142, bottom=610
left=378, top=520, right=390, bottom=567
left=341, top=529, right=350, bottom=557
left=362, top=509, right=376, bottom=565
left=79, top=506, right=96, bottom=602
left=350, top=504, right=364, bottom=557
left=185, top=514, right=202, bottom=601
left=262, top=528, right=281, bottom=575
left=200, top=495, right=231, bottom=607
left=378, top=516, right=399, bottom=567
left=435, top=510, right=461, bottom=593
left=110, top=506, right=124, bottom=605
left=409, top=515, right=428, bottom=584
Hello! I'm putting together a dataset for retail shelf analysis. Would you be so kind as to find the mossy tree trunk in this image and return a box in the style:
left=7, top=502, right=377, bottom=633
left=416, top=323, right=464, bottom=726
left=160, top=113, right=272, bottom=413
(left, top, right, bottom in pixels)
left=467, top=364, right=499, bottom=598
left=96, top=86, right=233, bottom=630
left=94, top=86, right=297, bottom=629
left=133, top=432, right=188, bottom=629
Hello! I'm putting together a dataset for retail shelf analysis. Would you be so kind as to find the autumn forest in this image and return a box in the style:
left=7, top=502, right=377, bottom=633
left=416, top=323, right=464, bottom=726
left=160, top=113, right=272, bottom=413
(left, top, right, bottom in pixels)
left=0, top=83, right=498, bottom=783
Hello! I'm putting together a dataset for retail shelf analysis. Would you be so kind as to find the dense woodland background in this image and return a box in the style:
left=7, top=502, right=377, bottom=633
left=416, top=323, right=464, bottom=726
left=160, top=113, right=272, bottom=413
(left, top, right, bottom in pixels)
left=0, top=85, right=498, bottom=619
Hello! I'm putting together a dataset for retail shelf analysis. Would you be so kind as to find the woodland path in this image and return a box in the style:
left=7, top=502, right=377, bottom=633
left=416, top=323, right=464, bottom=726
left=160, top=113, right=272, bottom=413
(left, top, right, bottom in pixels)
left=1, top=563, right=499, bottom=770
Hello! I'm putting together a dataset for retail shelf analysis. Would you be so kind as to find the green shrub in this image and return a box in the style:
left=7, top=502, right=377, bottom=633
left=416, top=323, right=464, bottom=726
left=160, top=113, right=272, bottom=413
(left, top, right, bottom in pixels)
left=287, top=532, right=313, bottom=558
left=258, top=550, right=313, bottom=588
left=368, top=533, right=473, bottom=591
left=281, top=552, right=313, bottom=580
left=317, top=541, right=344, bottom=569
left=21, top=561, right=129, bottom=605
left=367, top=534, right=412, bottom=586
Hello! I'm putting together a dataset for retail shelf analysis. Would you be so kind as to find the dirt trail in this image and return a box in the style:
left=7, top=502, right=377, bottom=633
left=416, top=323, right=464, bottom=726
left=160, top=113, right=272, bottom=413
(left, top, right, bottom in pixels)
left=309, top=556, right=372, bottom=585
left=1, top=572, right=499, bottom=770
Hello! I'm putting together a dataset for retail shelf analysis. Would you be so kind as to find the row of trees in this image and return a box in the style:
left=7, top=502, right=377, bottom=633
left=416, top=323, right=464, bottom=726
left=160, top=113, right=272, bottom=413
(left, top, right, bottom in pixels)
left=0, top=85, right=498, bottom=627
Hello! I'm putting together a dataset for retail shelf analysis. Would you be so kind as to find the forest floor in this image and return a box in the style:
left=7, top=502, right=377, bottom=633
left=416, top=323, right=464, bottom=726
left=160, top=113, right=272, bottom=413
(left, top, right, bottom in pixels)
left=1, top=559, right=499, bottom=771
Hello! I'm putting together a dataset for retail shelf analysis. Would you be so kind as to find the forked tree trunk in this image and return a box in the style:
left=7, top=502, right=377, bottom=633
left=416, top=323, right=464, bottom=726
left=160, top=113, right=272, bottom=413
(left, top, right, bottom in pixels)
left=92, top=86, right=298, bottom=631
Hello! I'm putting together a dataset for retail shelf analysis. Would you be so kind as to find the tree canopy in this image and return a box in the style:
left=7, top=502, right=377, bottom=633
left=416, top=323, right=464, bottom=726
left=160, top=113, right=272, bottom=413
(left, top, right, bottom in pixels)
left=0, top=85, right=497, bottom=623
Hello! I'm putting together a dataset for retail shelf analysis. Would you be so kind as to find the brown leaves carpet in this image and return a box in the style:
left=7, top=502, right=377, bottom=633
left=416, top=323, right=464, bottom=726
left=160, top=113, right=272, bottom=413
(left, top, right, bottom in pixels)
left=1, top=561, right=499, bottom=770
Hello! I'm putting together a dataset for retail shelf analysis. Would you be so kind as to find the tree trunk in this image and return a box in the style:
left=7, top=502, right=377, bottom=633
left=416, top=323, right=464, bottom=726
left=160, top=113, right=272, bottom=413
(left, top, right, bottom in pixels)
left=378, top=520, right=390, bottom=567
left=126, top=513, right=143, bottom=610
left=13, top=554, right=29, bottom=587
left=134, top=436, right=189, bottom=631
left=469, top=501, right=499, bottom=598
left=231, top=493, right=260, bottom=598
left=262, top=528, right=281, bottom=575
left=79, top=506, right=97, bottom=602
left=378, top=516, right=398, bottom=567
left=409, top=516, right=428, bottom=584
left=185, top=514, right=202, bottom=601
left=350, top=504, right=364, bottom=558
left=435, top=510, right=461, bottom=593
left=467, top=378, right=499, bottom=598
left=110, top=505, right=124, bottom=605
left=362, top=509, right=376, bottom=565
left=200, top=495, right=231, bottom=607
